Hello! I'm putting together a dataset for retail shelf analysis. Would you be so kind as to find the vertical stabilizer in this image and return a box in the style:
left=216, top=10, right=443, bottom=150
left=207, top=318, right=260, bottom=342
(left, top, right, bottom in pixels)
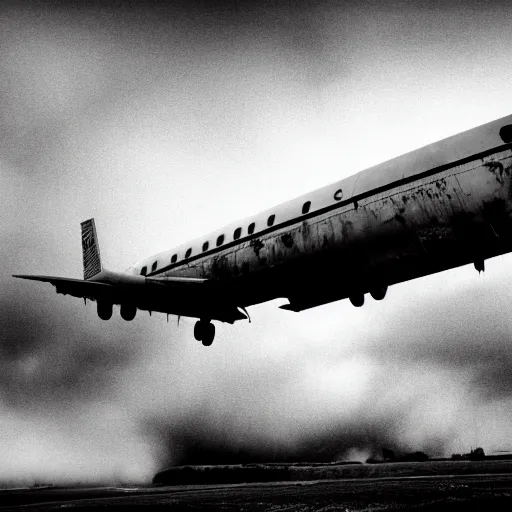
left=81, top=218, right=102, bottom=280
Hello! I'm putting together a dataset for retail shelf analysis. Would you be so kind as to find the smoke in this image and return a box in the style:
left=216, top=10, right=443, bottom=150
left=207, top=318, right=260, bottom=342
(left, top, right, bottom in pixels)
left=2, top=0, right=512, bottom=485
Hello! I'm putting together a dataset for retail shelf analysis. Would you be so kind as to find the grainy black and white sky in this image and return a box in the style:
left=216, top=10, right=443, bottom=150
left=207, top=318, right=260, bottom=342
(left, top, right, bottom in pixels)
left=2, top=0, right=512, bottom=485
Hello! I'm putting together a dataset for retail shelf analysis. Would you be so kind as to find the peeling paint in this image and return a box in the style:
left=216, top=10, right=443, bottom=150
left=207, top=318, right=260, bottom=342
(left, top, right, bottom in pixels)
left=249, top=238, right=264, bottom=256
left=281, top=233, right=294, bottom=248
left=194, top=150, right=512, bottom=315
left=341, top=220, right=353, bottom=241
left=485, top=161, right=506, bottom=184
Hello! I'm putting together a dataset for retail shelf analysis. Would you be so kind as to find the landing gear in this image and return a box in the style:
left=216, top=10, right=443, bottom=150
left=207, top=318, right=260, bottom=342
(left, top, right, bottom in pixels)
left=97, top=301, right=113, bottom=320
left=120, top=303, right=137, bottom=321
left=194, top=319, right=216, bottom=346
left=349, top=293, right=365, bottom=307
left=370, top=286, right=388, bottom=301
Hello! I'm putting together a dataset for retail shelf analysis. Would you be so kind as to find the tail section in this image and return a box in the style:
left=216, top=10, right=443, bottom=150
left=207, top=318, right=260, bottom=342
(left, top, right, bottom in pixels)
left=81, top=218, right=102, bottom=280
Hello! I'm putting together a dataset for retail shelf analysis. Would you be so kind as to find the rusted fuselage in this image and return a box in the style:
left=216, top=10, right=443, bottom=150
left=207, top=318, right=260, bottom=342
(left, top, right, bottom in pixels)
left=141, top=114, right=512, bottom=320
left=188, top=146, right=512, bottom=314
left=20, top=116, right=512, bottom=332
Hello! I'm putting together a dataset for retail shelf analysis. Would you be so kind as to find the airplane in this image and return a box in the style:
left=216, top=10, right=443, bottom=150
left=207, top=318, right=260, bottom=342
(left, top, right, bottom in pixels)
left=14, top=114, right=512, bottom=346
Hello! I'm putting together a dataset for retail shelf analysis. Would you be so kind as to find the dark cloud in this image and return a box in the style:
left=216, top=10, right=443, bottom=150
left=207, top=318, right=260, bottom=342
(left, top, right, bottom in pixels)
left=0, top=234, right=140, bottom=412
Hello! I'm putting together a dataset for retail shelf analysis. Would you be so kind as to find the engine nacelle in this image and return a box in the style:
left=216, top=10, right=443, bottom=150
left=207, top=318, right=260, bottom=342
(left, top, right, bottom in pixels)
left=120, top=303, right=137, bottom=321
left=97, top=301, right=113, bottom=320
left=370, top=286, right=388, bottom=301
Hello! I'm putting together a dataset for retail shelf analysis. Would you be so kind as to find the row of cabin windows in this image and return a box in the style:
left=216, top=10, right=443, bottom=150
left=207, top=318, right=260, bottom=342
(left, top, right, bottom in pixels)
left=140, top=201, right=312, bottom=275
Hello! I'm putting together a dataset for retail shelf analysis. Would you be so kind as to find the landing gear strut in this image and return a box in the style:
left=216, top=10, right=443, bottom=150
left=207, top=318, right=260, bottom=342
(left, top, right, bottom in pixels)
left=194, top=319, right=216, bottom=346
left=97, top=301, right=113, bottom=320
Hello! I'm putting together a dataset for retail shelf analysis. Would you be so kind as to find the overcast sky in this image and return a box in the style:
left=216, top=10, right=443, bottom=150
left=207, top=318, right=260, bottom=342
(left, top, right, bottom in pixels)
left=2, top=0, right=512, bottom=485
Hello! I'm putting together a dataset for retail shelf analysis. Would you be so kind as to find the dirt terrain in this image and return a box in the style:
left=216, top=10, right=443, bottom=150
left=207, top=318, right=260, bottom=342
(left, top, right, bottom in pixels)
left=2, top=463, right=512, bottom=510
left=153, top=459, right=512, bottom=485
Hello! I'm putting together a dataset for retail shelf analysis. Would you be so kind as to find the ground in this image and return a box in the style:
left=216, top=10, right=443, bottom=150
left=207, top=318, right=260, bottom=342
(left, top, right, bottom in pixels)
left=3, top=461, right=512, bottom=510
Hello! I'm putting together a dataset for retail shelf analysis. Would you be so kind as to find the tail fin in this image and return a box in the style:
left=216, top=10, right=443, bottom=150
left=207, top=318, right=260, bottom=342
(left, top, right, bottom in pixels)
left=81, top=218, right=102, bottom=280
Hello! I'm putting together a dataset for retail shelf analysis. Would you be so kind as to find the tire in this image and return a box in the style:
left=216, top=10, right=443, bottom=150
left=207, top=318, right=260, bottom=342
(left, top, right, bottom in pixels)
left=201, top=323, right=215, bottom=346
left=194, top=320, right=204, bottom=341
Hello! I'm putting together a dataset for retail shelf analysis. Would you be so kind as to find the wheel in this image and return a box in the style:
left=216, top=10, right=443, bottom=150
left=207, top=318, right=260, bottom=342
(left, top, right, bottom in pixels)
left=201, top=323, right=215, bottom=347
left=194, top=320, right=204, bottom=341
left=120, top=303, right=137, bottom=321
left=370, top=286, right=387, bottom=301
left=349, top=293, right=365, bottom=307
left=97, top=301, right=113, bottom=320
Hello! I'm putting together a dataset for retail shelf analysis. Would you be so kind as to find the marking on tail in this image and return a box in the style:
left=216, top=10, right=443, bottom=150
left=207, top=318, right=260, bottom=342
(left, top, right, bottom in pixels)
left=81, top=218, right=102, bottom=280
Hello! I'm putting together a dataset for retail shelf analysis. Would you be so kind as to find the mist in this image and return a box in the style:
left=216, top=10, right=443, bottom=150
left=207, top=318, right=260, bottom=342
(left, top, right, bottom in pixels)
left=2, top=0, right=512, bottom=485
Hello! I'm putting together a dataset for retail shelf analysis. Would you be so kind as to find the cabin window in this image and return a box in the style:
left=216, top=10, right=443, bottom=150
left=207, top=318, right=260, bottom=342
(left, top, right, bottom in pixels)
left=216, top=234, right=225, bottom=247
left=302, top=201, right=311, bottom=214
left=140, top=266, right=147, bottom=276
left=185, top=248, right=192, bottom=259
left=248, top=222, right=255, bottom=235
left=267, top=214, right=275, bottom=227
left=202, top=241, right=209, bottom=252
left=171, top=254, right=177, bottom=264
left=151, top=261, right=157, bottom=272
left=234, top=227, right=242, bottom=240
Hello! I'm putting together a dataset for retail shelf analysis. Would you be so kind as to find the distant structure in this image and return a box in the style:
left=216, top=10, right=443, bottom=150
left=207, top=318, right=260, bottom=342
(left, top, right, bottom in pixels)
left=451, top=447, right=486, bottom=461
left=366, top=448, right=429, bottom=463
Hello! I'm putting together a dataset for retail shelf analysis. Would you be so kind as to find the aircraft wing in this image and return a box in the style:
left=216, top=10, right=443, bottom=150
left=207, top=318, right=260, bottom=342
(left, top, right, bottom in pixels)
left=13, top=274, right=114, bottom=299
left=13, top=274, right=246, bottom=323
left=13, top=219, right=247, bottom=323
left=13, top=274, right=207, bottom=298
